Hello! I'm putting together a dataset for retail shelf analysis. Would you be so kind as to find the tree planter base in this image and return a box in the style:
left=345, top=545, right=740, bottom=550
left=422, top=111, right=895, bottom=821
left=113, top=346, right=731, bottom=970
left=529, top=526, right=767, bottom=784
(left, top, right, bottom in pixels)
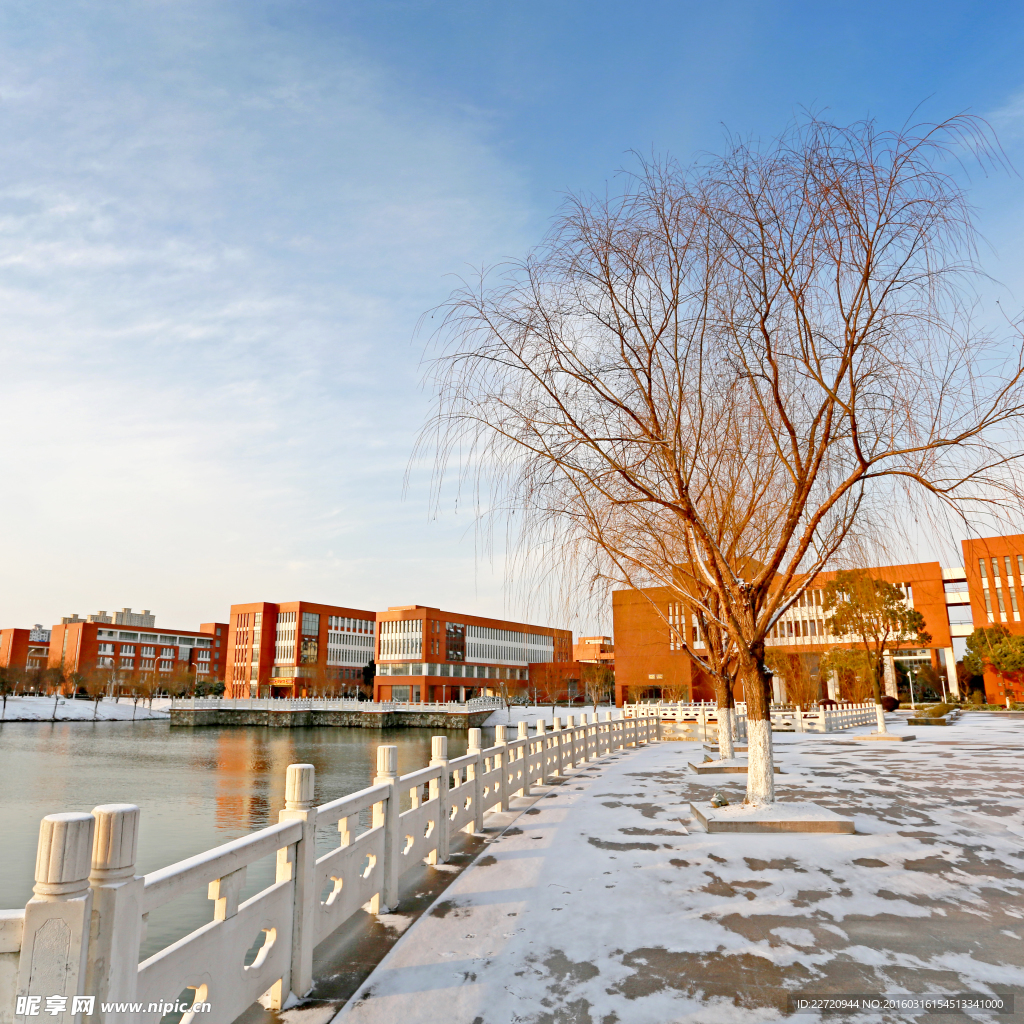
left=704, top=743, right=747, bottom=753
left=690, top=801, right=855, bottom=833
left=688, top=757, right=782, bottom=775
left=849, top=733, right=916, bottom=741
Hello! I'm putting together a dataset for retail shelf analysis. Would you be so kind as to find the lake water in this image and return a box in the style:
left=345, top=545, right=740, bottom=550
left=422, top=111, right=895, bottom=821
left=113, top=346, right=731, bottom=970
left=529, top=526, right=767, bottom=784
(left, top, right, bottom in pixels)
left=0, top=720, right=473, bottom=958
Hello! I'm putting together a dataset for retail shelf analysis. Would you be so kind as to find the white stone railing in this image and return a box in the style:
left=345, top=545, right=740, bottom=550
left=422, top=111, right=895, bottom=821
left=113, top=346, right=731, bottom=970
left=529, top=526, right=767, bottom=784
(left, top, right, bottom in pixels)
left=623, top=700, right=880, bottom=737
left=0, top=712, right=658, bottom=1024
left=170, top=695, right=504, bottom=713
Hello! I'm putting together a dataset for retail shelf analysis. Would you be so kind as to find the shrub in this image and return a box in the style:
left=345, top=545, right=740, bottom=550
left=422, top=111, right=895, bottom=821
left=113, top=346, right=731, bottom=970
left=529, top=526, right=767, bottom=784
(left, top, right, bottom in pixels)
left=916, top=703, right=955, bottom=718
left=880, top=695, right=900, bottom=712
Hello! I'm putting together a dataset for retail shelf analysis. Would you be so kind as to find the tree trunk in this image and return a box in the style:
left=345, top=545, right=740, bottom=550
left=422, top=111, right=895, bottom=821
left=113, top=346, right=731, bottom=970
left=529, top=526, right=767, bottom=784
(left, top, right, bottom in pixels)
left=743, top=649, right=775, bottom=806
left=713, top=676, right=736, bottom=760
left=872, top=657, right=888, bottom=734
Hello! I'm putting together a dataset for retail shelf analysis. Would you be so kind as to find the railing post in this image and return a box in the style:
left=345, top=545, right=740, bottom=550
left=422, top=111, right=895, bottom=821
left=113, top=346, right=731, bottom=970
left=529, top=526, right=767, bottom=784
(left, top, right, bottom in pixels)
left=564, top=716, right=575, bottom=769
left=17, top=813, right=95, bottom=1024
left=372, top=747, right=400, bottom=913
left=535, top=720, right=548, bottom=784
left=552, top=717, right=564, bottom=775
left=494, top=725, right=509, bottom=811
left=429, top=736, right=450, bottom=864
left=274, top=763, right=316, bottom=1003
left=86, top=804, right=142, bottom=1024
left=467, top=729, right=485, bottom=833
left=516, top=721, right=531, bottom=797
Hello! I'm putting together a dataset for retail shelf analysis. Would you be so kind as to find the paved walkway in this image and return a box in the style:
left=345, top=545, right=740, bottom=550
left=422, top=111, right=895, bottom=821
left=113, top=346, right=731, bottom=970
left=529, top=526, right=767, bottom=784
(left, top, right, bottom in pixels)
left=326, top=719, right=1024, bottom=1024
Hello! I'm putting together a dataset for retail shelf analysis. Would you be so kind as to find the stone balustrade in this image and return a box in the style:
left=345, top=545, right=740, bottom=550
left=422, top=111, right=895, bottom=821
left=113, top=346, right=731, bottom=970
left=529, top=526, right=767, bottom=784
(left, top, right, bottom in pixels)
left=1, top=713, right=659, bottom=1024
left=624, top=700, right=880, bottom=737
left=170, top=695, right=504, bottom=713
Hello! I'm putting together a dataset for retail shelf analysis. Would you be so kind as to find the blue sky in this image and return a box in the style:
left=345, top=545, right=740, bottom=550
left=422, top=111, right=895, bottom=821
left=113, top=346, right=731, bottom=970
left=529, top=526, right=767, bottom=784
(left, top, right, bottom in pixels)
left=2, top=0, right=1023, bottom=633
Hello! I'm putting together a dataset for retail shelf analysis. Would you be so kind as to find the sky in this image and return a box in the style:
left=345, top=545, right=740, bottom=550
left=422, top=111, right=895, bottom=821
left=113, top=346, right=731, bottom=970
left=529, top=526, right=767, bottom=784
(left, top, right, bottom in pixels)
left=2, top=0, right=1024, bottom=635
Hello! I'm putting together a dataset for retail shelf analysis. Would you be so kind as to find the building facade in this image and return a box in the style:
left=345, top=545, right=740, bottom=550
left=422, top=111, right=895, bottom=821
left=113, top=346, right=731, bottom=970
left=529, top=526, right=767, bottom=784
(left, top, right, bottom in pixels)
left=47, top=618, right=228, bottom=684
left=612, top=535, right=1024, bottom=705
left=0, top=625, right=51, bottom=675
left=573, top=636, right=615, bottom=666
left=225, top=601, right=376, bottom=698
left=373, top=605, right=573, bottom=703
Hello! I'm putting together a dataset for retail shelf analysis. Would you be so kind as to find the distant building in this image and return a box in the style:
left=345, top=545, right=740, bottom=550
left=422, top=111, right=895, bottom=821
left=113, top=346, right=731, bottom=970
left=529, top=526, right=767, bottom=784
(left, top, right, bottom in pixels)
left=612, top=534, right=1024, bottom=706
left=0, top=627, right=51, bottom=675
left=373, top=605, right=572, bottom=703
left=225, top=601, right=376, bottom=698
left=60, top=608, right=155, bottom=627
left=48, top=619, right=228, bottom=684
left=573, top=636, right=615, bottom=666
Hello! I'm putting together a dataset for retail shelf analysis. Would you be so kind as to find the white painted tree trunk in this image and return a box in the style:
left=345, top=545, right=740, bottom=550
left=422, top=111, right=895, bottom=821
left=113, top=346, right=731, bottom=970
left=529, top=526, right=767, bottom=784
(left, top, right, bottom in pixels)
left=875, top=702, right=888, bottom=734
left=745, top=717, right=775, bottom=805
left=717, top=706, right=735, bottom=760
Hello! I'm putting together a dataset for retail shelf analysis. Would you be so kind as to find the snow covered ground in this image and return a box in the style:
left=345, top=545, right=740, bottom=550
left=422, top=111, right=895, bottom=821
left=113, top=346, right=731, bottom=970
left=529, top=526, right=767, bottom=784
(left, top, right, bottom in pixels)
left=334, top=716, right=1024, bottom=1024
left=0, top=696, right=170, bottom=722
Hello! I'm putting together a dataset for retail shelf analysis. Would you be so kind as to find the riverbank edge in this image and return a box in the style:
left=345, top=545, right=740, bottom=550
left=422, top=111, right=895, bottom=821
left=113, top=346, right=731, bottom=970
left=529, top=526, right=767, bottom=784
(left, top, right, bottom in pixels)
left=170, top=707, right=494, bottom=730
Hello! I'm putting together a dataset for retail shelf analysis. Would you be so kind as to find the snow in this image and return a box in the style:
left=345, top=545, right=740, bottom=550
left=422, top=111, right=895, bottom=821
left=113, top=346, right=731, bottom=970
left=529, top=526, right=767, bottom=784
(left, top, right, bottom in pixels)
left=334, top=715, right=1024, bottom=1024
left=696, top=800, right=851, bottom=823
left=0, top=696, right=170, bottom=722
left=480, top=704, right=615, bottom=728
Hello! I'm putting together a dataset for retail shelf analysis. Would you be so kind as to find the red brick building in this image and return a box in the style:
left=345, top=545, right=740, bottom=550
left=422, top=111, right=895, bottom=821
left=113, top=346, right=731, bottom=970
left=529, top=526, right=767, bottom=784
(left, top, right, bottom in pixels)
left=225, top=601, right=376, bottom=698
left=612, top=535, right=1023, bottom=705
left=48, top=618, right=228, bottom=685
left=374, top=605, right=572, bottom=703
left=0, top=626, right=50, bottom=675
left=961, top=535, right=1024, bottom=703
left=573, top=636, right=615, bottom=666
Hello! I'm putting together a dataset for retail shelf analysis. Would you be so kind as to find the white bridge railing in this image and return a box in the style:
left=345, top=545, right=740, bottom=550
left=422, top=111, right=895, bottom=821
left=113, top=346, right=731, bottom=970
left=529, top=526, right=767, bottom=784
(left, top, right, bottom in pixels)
left=0, top=711, right=658, bottom=1024
left=623, top=700, right=879, bottom=738
left=171, top=695, right=504, bottom=713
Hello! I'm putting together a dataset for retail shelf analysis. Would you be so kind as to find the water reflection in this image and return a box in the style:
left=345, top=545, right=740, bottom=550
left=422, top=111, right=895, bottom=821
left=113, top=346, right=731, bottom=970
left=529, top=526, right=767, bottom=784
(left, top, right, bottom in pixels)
left=0, top=720, right=472, bottom=958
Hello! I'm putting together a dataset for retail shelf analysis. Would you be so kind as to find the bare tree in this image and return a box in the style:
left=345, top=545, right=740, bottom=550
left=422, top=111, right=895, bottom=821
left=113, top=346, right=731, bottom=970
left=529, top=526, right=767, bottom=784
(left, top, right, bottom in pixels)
left=764, top=651, right=819, bottom=709
left=0, top=666, right=19, bottom=721
left=420, top=114, right=1024, bottom=805
left=81, top=669, right=108, bottom=720
left=582, top=663, right=615, bottom=714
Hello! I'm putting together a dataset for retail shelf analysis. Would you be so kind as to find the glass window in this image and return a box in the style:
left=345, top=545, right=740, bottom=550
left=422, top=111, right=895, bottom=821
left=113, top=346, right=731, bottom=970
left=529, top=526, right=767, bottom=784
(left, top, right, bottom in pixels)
left=118, top=632, right=139, bottom=641
left=979, top=558, right=988, bottom=580
left=992, top=558, right=1001, bottom=581
left=943, top=580, right=968, bottom=593
left=141, top=647, right=155, bottom=657
left=302, top=612, right=320, bottom=636
left=1018, top=554, right=1024, bottom=578
left=120, top=645, right=135, bottom=655
left=996, top=588, right=1007, bottom=614
left=1011, top=588, right=1020, bottom=615
left=984, top=590, right=993, bottom=616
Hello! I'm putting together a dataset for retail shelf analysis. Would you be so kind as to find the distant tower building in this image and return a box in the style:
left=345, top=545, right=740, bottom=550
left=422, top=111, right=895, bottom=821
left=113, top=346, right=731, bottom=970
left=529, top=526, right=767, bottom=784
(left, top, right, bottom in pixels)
left=113, top=608, right=156, bottom=627
left=60, top=608, right=156, bottom=627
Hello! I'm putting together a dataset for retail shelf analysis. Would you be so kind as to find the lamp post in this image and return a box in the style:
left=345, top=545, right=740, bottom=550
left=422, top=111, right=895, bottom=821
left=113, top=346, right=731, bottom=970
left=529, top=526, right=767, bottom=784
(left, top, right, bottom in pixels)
left=908, top=667, right=917, bottom=710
